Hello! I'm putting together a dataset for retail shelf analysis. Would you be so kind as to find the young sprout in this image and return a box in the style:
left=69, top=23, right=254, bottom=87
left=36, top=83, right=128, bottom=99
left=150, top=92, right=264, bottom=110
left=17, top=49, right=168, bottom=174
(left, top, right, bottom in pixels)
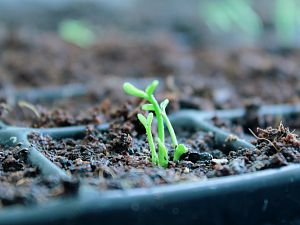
left=58, top=19, right=95, bottom=48
left=123, top=80, right=188, bottom=168
left=157, top=138, right=169, bottom=168
left=124, top=81, right=164, bottom=142
left=137, top=113, right=158, bottom=164
left=173, top=144, right=188, bottom=161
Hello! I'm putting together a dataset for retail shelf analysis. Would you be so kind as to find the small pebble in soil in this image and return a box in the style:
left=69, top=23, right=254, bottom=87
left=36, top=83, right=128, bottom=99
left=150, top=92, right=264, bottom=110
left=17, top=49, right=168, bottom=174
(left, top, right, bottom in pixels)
left=210, top=149, right=224, bottom=159
left=270, top=153, right=288, bottom=167
left=228, top=158, right=247, bottom=174
left=187, top=151, right=213, bottom=163
left=2, top=156, right=24, bottom=172
left=211, top=158, right=228, bottom=165
left=62, top=178, right=80, bottom=195
left=183, top=167, right=190, bottom=174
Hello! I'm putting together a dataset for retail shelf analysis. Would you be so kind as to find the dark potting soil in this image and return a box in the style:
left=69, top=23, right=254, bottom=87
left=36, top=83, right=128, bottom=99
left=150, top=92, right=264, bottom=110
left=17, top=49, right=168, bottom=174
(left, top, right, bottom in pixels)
left=28, top=103, right=300, bottom=190
left=0, top=143, right=79, bottom=207
left=1, top=31, right=300, bottom=206
left=1, top=32, right=300, bottom=127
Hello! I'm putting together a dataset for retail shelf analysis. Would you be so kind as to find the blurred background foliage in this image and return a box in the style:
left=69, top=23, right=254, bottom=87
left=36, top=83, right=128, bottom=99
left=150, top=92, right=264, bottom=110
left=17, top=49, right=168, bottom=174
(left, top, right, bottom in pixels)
left=201, top=0, right=300, bottom=47
left=200, top=0, right=262, bottom=39
left=1, top=0, right=300, bottom=48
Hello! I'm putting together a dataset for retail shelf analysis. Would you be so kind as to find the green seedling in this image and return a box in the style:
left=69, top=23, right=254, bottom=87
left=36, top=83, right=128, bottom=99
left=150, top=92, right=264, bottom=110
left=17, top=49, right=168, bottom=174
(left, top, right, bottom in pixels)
left=200, top=0, right=262, bottom=39
left=137, top=113, right=158, bottom=164
left=173, top=144, right=188, bottom=161
left=124, top=80, right=188, bottom=168
left=58, top=19, right=95, bottom=48
left=157, top=137, right=169, bottom=168
left=275, top=0, right=300, bottom=46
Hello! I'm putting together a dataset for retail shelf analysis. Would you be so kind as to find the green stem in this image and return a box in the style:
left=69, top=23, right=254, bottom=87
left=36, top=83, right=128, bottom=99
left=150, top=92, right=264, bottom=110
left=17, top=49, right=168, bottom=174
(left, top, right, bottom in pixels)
left=157, top=138, right=169, bottom=168
left=148, top=95, right=165, bottom=143
left=162, top=113, right=178, bottom=147
left=146, top=127, right=158, bottom=164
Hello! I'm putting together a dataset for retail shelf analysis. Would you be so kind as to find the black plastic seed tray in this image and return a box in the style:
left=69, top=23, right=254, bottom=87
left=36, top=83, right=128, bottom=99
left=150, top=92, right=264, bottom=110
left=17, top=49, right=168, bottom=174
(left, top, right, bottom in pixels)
left=0, top=85, right=300, bottom=225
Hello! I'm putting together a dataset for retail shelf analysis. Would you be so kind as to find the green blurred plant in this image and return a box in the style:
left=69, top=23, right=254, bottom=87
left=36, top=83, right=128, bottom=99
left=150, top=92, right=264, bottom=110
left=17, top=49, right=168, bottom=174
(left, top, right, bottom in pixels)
left=275, top=0, right=300, bottom=46
left=200, top=0, right=262, bottom=38
left=200, top=0, right=300, bottom=46
left=58, top=19, right=95, bottom=48
left=123, top=80, right=188, bottom=168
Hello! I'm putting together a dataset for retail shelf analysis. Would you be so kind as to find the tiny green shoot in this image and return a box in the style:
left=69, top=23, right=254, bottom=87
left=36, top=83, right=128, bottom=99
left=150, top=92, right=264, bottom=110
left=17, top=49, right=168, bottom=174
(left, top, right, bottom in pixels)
left=157, top=138, right=169, bottom=168
left=137, top=113, right=158, bottom=164
left=173, top=144, right=188, bottom=161
left=124, top=80, right=188, bottom=168
left=58, top=19, right=95, bottom=48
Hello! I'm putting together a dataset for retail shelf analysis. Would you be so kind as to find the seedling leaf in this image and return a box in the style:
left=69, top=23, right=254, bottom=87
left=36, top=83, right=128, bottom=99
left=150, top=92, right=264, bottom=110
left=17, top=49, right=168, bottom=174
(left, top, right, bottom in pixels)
left=173, top=144, right=188, bottom=161
left=58, top=19, right=94, bottom=48
left=142, top=104, right=155, bottom=111
left=145, top=80, right=159, bottom=96
left=123, top=83, right=147, bottom=98
left=137, top=113, right=147, bottom=127
left=160, top=99, right=169, bottom=112
left=147, top=112, right=153, bottom=125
